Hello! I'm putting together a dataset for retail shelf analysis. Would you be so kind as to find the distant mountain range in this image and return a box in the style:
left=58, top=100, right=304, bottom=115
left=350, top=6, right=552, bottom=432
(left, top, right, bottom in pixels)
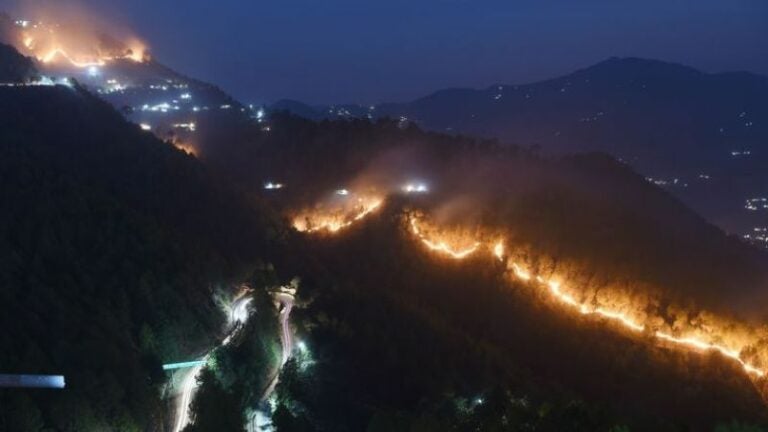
left=271, top=58, right=768, bottom=241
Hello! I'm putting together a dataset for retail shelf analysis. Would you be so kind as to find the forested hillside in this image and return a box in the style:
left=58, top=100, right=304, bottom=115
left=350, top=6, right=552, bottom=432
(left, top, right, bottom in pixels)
left=272, top=210, right=768, bottom=431
left=0, top=84, right=281, bottom=431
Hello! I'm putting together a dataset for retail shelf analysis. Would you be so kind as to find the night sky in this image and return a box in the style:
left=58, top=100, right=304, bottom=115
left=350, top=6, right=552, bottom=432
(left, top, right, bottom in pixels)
left=3, top=0, right=767, bottom=104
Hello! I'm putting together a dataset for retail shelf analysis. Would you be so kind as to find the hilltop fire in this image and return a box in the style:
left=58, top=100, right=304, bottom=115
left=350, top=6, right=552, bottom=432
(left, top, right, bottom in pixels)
left=10, top=18, right=147, bottom=69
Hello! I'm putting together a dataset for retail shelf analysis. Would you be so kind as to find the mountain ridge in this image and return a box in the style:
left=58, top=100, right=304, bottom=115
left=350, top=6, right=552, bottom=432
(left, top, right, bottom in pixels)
left=268, top=57, right=768, bottom=239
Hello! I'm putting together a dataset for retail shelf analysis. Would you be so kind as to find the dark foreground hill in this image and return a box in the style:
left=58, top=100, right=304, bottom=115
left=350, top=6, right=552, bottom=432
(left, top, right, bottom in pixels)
left=0, top=84, right=280, bottom=430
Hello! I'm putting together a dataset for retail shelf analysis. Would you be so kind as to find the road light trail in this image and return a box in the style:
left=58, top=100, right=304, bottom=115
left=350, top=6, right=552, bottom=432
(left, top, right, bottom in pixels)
left=174, top=361, right=205, bottom=432
left=173, top=293, right=253, bottom=432
left=248, top=286, right=296, bottom=432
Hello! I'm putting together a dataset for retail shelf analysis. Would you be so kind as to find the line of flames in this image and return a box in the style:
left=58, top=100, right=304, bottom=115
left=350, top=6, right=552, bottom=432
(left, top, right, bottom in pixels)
left=291, top=200, right=767, bottom=381
left=408, top=215, right=766, bottom=379
left=292, top=196, right=384, bottom=234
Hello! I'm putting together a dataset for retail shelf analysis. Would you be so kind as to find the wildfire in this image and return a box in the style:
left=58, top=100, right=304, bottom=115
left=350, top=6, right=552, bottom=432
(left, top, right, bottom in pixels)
left=293, top=194, right=384, bottom=234
left=507, top=263, right=765, bottom=378
left=404, top=212, right=767, bottom=380
left=14, top=20, right=147, bottom=69
left=408, top=216, right=485, bottom=260
left=655, top=331, right=765, bottom=377
left=293, top=189, right=766, bottom=378
left=493, top=241, right=505, bottom=261
left=173, top=142, right=198, bottom=157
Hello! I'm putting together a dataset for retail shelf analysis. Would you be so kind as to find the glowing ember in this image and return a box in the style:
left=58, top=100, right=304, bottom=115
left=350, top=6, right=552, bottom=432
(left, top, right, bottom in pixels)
left=408, top=216, right=486, bottom=260
left=173, top=142, right=198, bottom=156
left=293, top=195, right=384, bottom=234
left=493, top=241, right=505, bottom=261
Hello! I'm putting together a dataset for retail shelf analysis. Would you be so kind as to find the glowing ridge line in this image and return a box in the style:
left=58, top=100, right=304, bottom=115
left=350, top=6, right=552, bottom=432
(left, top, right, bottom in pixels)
left=41, top=48, right=107, bottom=68
left=298, top=206, right=767, bottom=380
left=409, top=223, right=765, bottom=378
left=509, top=262, right=764, bottom=377
left=655, top=331, right=765, bottom=377
left=409, top=218, right=481, bottom=259
left=295, top=199, right=383, bottom=234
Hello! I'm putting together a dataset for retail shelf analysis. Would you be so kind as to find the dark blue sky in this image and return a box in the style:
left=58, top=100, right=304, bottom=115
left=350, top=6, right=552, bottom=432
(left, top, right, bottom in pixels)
left=4, top=0, right=768, bottom=104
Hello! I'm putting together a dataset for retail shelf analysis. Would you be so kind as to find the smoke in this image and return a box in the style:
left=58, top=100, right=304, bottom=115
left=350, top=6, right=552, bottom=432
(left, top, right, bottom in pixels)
left=2, top=0, right=147, bottom=65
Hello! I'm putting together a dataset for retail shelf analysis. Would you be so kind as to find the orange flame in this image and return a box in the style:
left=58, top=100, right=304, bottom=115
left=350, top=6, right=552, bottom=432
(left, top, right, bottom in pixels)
left=17, top=21, right=147, bottom=69
left=405, top=213, right=767, bottom=379
left=408, top=216, right=485, bottom=260
left=293, top=195, right=384, bottom=234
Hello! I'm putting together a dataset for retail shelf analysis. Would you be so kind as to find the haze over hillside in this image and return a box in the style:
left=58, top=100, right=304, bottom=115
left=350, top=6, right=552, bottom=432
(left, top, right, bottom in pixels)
left=271, top=58, right=768, bottom=246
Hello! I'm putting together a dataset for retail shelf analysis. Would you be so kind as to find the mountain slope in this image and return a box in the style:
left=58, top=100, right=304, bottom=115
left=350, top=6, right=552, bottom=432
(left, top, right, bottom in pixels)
left=270, top=58, right=768, bottom=238
left=189, top=112, right=768, bottom=428
left=0, top=41, right=35, bottom=82
left=0, top=83, right=280, bottom=431
left=273, top=208, right=768, bottom=431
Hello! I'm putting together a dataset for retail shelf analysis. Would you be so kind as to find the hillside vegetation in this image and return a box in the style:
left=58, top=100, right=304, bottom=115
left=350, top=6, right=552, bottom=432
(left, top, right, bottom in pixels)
left=0, top=84, right=281, bottom=431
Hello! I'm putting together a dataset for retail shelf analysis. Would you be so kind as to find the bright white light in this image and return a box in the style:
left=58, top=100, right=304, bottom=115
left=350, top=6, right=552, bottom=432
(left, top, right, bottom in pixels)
left=87, top=66, right=100, bottom=77
left=256, top=108, right=265, bottom=120
left=297, top=341, right=307, bottom=352
left=336, top=189, right=349, bottom=196
left=139, top=123, right=152, bottom=131
left=232, top=297, right=252, bottom=325
left=475, top=397, right=484, bottom=405
left=172, top=122, right=197, bottom=132
left=402, top=182, right=429, bottom=194
left=264, top=182, right=284, bottom=190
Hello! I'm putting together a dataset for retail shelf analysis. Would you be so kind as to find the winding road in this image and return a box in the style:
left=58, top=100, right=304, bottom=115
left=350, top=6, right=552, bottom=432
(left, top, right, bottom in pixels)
left=248, top=285, right=296, bottom=432
left=172, top=293, right=253, bottom=432
left=171, top=286, right=296, bottom=432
